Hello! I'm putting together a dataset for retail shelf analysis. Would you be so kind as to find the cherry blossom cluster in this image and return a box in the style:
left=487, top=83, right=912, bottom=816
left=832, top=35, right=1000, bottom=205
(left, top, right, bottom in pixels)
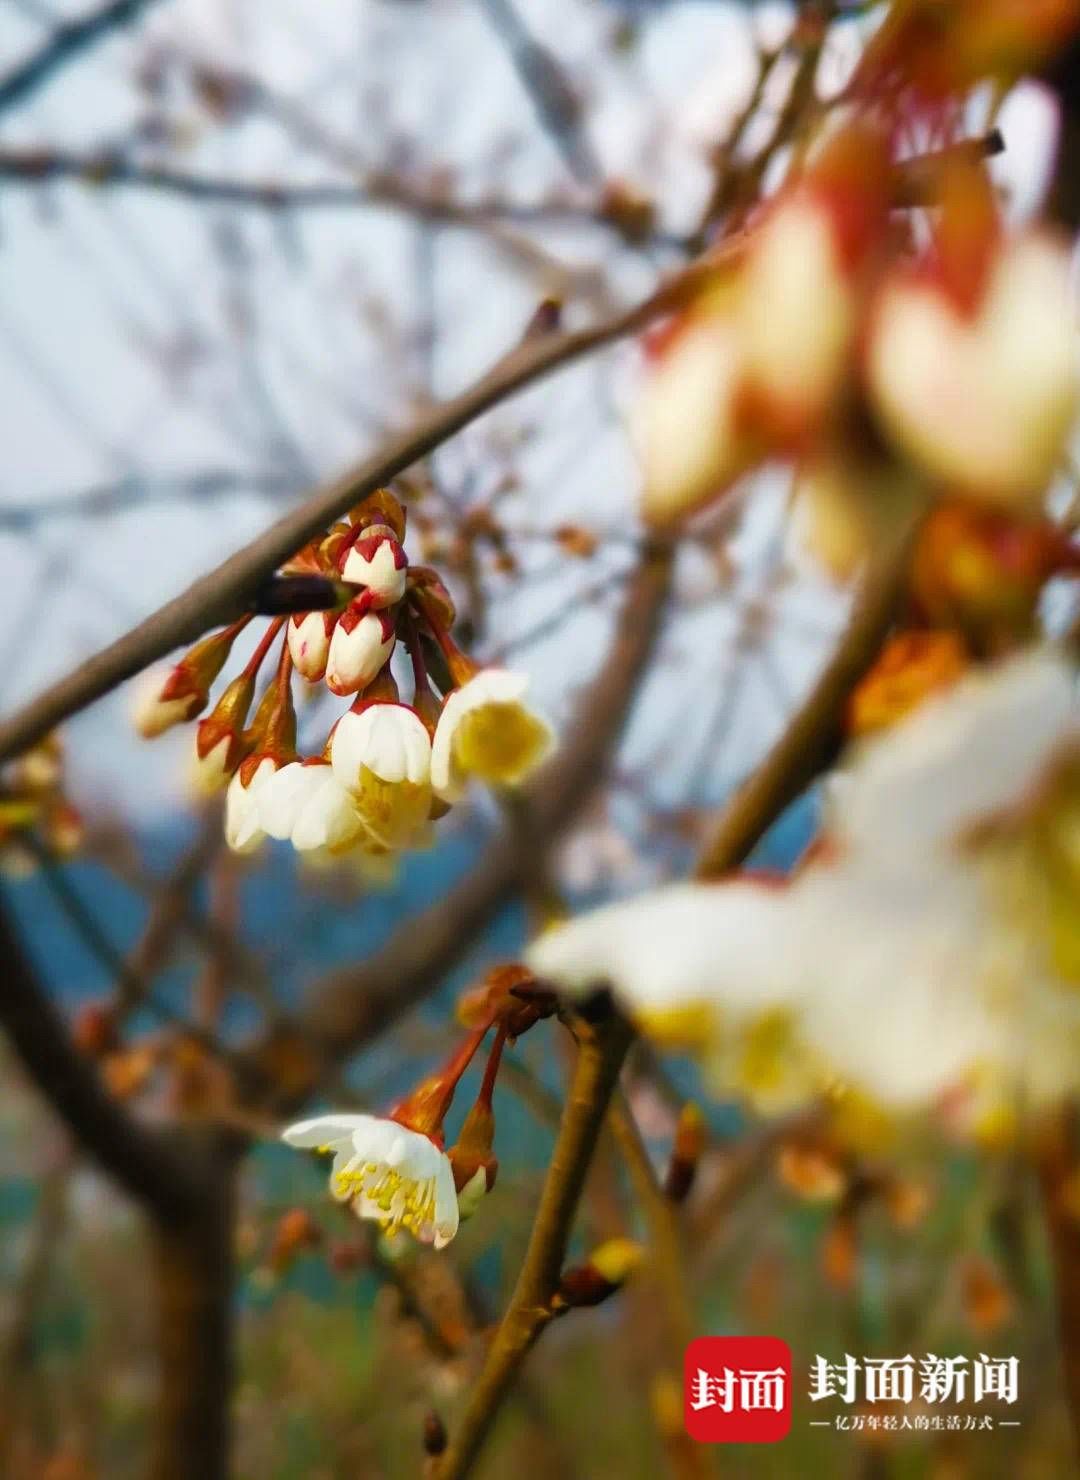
left=134, top=489, right=553, bottom=872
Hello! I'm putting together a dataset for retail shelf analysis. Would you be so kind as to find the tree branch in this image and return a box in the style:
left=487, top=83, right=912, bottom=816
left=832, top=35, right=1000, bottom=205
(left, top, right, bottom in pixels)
left=0, top=894, right=206, bottom=1220
left=0, top=131, right=978, bottom=765
left=434, top=1010, right=634, bottom=1480
left=694, top=502, right=923, bottom=879
left=0, top=146, right=651, bottom=235
left=0, top=266, right=709, bottom=765
left=0, top=0, right=166, bottom=116
left=478, top=0, right=601, bottom=186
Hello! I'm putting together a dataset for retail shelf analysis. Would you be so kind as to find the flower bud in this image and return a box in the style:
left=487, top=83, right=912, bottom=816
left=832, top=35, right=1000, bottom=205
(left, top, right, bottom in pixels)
left=352, top=487, right=407, bottom=543
left=132, top=625, right=241, bottom=738
left=555, top=1237, right=645, bottom=1310
left=267, top=1207, right=322, bottom=1275
left=193, top=672, right=256, bottom=793
left=340, top=525, right=408, bottom=608
left=325, top=604, right=396, bottom=697
left=664, top=1101, right=706, bottom=1203
left=288, top=611, right=335, bottom=682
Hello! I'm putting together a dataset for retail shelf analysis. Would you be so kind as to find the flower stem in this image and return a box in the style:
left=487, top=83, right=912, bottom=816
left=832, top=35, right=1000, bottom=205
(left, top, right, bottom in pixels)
left=477, top=1023, right=508, bottom=1109
left=240, top=618, right=285, bottom=681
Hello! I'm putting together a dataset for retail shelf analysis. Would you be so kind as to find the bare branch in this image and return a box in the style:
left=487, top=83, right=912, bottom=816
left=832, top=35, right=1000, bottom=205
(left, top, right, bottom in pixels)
left=0, top=259, right=712, bottom=765
left=0, top=469, right=297, bottom=531
left=0, top=144, right=657, bottom=239
left=694, top=503, right=924, bottom=879
left=0, top=0, right=166, bottom=116
left=0, top=894, right=207, bottom=1219
left=478, top=0, right=601, bottom=185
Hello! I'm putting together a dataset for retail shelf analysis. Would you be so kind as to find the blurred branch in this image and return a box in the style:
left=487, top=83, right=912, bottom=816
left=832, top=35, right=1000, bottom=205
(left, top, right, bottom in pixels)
left=0, top=255, right=712, bottom=764
left=434, top=1010, right=634, bottom=1480
left=478, top=0, right=601, bottom=185
left=252, top=541, right=672, bottom=1100
left=151, top=1131, right=239, bottom=1480
left=694, top=501, right=924, bottom=878
left=0, top=1149, right=71, bottom=1470
left=0, top=145, right=654, bottom=237
left=0, top=894, right=206, bottom=1220
left=609, top=1090, right=694, bottom=1351
left=187, top=65, right=625, bottom=295
left=0, top=0, right=165, bottom=116
left=0, top=131, right=966, bottom=763
left=0, top=469, right=298, bottom=530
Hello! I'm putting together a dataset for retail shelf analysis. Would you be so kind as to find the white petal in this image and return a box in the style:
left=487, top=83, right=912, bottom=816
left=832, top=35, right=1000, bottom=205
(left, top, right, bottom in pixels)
left=793, top=867, right=999, bottom=1106
left=331, top=704, right=431, bottom=789
left=257, top=762, right=324, bottom=841
left=836, top=648, right=1076, bottom=858
left=432, top=1153, right=461, bottom=1248
left=429, top=670, right=537, bottom=802
left=633, top=314, right=744, bottom=524
left=282, top=1113, right=372, bottom=1148
left=527, top=881, right=801, bottom=1019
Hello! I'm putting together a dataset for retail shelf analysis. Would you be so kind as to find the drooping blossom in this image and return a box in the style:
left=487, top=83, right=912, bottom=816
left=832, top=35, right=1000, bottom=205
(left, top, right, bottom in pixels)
left=282, top=1114, right=459, bottom=1248
left=430, top=668, right=554, bottom=803
left=256, top=759, right=367, bottom=855
left=330, top=698, right=432, bottom=851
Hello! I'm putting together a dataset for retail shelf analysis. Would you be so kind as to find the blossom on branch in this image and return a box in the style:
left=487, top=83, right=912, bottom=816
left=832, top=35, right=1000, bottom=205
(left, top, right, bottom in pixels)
left=131, top=488, right=558, bottom=870
left=529, top=650, right=1079, bottom=1131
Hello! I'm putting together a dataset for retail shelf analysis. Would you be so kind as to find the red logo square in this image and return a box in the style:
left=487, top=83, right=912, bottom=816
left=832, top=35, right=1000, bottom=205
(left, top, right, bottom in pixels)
left=684, top=1336, right=792, bottom=1443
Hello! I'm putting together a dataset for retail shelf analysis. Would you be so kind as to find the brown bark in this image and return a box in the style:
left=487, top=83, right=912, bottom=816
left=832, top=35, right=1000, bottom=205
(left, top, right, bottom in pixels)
left=150, top=1133, right=239, bottom=1480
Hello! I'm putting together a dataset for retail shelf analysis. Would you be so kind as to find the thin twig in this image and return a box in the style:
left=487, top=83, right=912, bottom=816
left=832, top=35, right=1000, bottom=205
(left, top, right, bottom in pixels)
left=478, top=0, right=601, bottom=185
left=609, top=1090, right=694, bottom=1351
